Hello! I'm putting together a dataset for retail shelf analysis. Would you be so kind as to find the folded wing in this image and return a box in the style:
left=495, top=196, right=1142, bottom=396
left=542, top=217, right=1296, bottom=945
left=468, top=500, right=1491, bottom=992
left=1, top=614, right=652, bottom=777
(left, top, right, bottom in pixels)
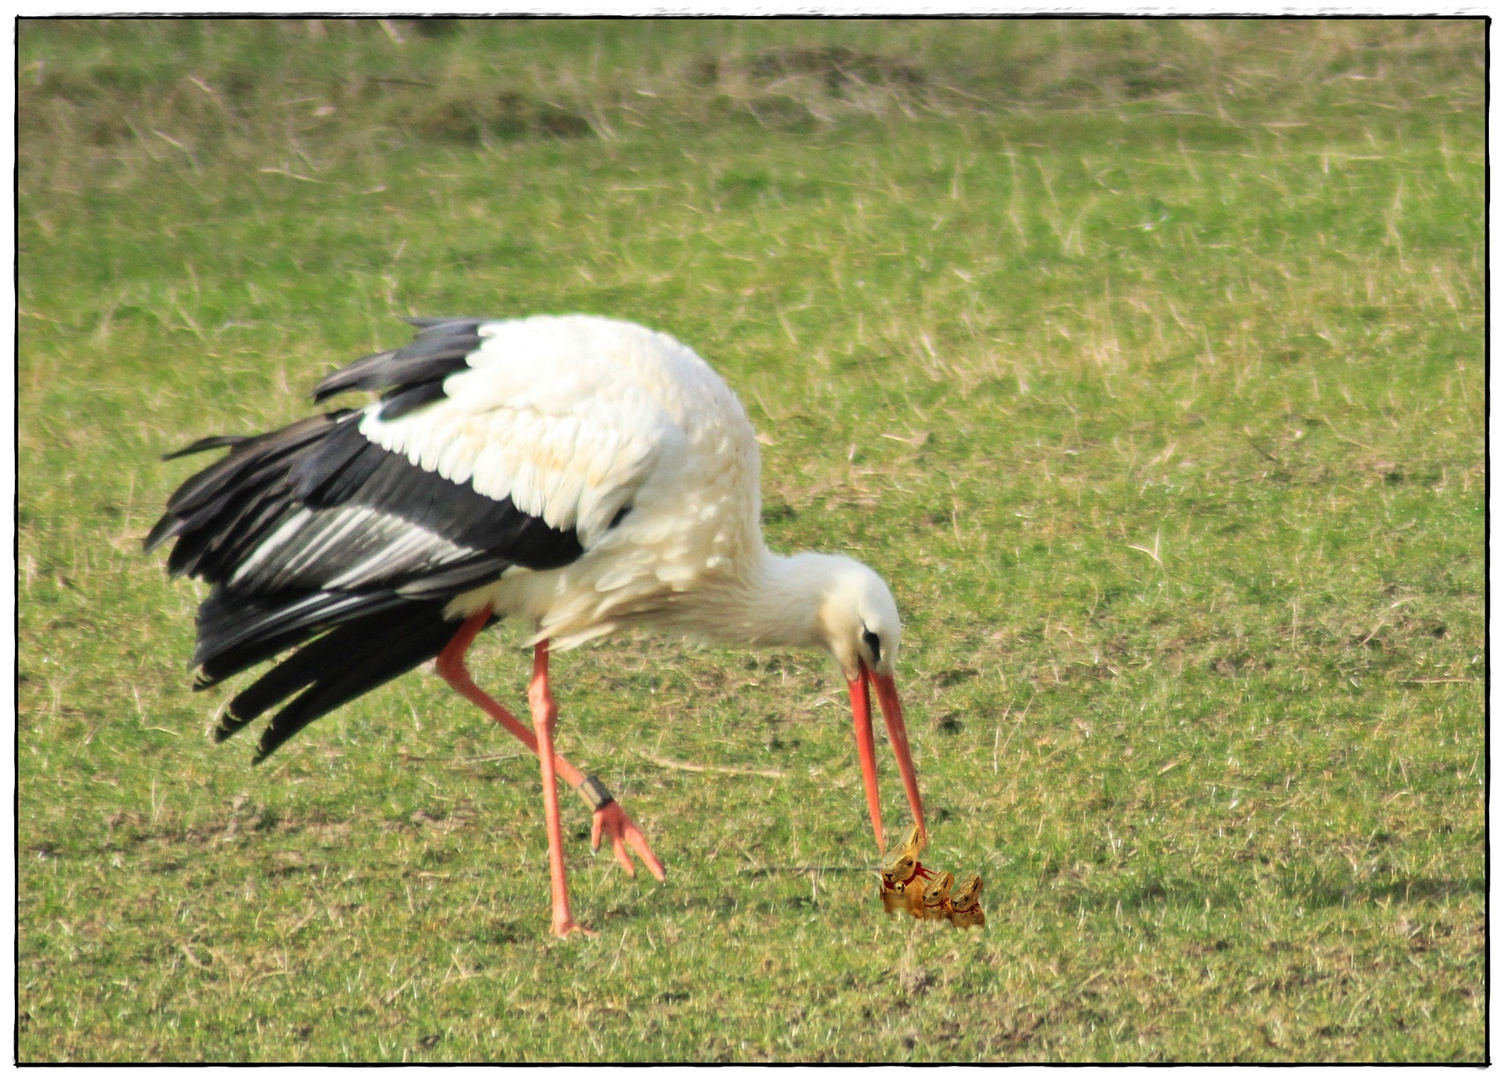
left=146, top=316, right=673, bottom=759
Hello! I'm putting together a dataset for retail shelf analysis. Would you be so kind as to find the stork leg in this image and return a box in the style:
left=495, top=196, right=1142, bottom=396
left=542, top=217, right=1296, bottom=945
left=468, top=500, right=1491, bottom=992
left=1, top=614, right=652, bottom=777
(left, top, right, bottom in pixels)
left=527, top=640, right=594, bottom=937
left=435, top=609, right=665, bottom=882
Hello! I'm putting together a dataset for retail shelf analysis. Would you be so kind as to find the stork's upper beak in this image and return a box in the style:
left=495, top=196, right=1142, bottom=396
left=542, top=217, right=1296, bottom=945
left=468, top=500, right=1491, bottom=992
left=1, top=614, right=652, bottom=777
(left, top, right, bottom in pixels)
left=847, top=664, right=926, bottom=854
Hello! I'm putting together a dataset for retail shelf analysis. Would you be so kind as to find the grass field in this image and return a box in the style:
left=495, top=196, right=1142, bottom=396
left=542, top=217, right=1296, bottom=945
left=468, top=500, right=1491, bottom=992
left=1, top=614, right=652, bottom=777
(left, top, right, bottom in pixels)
left=17, top=18, right=1485, bottom=1061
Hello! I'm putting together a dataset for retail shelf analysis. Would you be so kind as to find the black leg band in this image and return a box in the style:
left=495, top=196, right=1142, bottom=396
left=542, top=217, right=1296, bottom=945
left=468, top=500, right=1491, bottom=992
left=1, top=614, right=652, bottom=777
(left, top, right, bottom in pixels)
left=576, top=774, right=615, bottom=812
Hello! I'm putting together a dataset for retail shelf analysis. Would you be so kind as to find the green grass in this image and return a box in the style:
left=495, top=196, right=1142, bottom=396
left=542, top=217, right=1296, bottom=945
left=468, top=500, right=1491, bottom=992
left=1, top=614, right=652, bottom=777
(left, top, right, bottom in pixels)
left=18, top=18, right=1484, bottom=1061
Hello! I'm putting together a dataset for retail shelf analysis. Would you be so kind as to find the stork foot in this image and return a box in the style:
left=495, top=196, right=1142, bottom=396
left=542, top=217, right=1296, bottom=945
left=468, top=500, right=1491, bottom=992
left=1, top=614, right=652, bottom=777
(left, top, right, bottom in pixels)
left=552, top=919, right=599, bottom=939
left=592, top=801, right=667, bottom=882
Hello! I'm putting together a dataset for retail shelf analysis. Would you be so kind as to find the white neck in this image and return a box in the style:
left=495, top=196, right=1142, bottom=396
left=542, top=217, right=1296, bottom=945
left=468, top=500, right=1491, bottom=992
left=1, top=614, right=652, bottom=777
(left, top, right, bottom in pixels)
left=690, top=548, right=840, bottom=651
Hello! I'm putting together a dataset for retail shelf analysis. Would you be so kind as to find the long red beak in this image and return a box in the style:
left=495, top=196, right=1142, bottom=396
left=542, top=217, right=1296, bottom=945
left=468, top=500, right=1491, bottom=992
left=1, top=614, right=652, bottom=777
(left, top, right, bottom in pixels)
left=847, top=664, right=926, bottom=854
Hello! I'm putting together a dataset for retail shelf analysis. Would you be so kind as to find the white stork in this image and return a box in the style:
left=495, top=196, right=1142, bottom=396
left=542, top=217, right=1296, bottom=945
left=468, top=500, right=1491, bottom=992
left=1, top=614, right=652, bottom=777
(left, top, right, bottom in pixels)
left=147, top=314, right=925, bottom=937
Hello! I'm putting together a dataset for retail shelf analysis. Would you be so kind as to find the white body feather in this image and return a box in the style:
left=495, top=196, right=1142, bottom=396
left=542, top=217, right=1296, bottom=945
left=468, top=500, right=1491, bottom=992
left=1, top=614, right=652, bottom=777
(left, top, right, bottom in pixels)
left=359, top=315, right=770, bottom=650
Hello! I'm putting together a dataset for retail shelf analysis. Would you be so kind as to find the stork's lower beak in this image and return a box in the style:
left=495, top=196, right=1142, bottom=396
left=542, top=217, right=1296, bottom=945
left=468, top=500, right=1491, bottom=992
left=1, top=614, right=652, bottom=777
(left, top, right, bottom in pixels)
left=847, top=664, right=927, bottom=854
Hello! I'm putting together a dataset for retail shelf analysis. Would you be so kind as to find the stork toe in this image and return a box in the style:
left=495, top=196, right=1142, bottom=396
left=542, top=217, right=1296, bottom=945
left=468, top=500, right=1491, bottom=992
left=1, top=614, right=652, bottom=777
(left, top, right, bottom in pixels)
left=592, top=801, right=667, bottom=882
left=552, top=919, right=599, bottom=939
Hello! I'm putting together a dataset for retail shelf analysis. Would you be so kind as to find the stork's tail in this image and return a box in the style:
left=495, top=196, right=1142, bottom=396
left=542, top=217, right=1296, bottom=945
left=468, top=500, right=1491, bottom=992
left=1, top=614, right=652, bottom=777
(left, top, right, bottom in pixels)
left=146, top=415, right=504, bottom=761
left=216, top=599, right=496, bottom=763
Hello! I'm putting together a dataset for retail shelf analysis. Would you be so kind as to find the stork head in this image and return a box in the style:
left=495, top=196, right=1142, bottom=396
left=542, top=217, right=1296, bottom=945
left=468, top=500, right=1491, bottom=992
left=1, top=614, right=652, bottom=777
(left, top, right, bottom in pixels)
left=803, top=554, right=926, bottom=853
left=739, top=552, right=926, bottom=852
left=812, top=555, right=903, bottom=683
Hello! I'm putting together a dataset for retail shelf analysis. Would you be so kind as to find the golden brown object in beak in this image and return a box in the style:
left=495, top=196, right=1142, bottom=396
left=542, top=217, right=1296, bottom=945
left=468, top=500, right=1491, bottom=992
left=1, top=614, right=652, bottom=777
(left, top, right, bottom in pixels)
left=879, top=823, right=932, bottom=918
left=880, top=867, right=912, bottom=917
left=948, top=873, right=985, bottom=929
left=879, top=852, right=929, bottom=918
left=901, top=871, right=928, bottom=918
left=921, top=870, right=955, bottom=920
left=880, top=823, right=925, bottom=875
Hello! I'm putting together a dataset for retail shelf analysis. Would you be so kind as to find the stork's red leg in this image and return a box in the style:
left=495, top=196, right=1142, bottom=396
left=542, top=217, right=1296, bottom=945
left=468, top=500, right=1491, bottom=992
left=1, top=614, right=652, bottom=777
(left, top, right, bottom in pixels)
left=435, top=608, right=665, bottom=882
left=847, top=673, right=886, bottom=853
left=528, top=640, right=593, bottom=937
left=437, top=609, right=544, bottom=753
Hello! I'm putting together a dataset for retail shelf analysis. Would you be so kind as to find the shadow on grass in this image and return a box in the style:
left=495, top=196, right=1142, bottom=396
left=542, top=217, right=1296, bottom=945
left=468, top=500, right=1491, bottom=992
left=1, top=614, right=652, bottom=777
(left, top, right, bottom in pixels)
left=1289, top=874, right=1484, bottom=909
left=1053, top=871, right=1484, bottom=916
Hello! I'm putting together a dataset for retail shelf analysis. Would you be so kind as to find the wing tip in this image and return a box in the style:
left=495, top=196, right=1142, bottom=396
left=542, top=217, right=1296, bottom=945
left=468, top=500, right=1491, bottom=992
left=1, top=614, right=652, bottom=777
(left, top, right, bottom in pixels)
left=312, top=351, right=393, bottom=403
left=142, top=515, right=180, bottom=554
left=401, top=315, right=484, bottom=329
left=161, top=434, right=247, bottom=461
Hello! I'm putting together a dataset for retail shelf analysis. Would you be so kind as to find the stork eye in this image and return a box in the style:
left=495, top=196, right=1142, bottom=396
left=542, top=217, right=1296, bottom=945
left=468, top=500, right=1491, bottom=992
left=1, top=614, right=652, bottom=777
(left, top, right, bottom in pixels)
left=862, top=628, right=882, bottom=664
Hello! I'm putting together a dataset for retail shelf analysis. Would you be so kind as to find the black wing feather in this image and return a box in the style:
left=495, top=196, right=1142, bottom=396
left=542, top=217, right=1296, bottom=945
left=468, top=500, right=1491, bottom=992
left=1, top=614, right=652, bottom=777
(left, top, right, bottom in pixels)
left=157, top=413, right=346, bottom=524
left=312, top=319, right=483, bottom=404
left=249, top=603, right=483, bottom=763
left=162, top=434, right=250, bottom=461
left=378, top=381, right=451, bottom=420
left=148, top=318, right=586, bottom=760
left=222, top=601, right=500, bottom=744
